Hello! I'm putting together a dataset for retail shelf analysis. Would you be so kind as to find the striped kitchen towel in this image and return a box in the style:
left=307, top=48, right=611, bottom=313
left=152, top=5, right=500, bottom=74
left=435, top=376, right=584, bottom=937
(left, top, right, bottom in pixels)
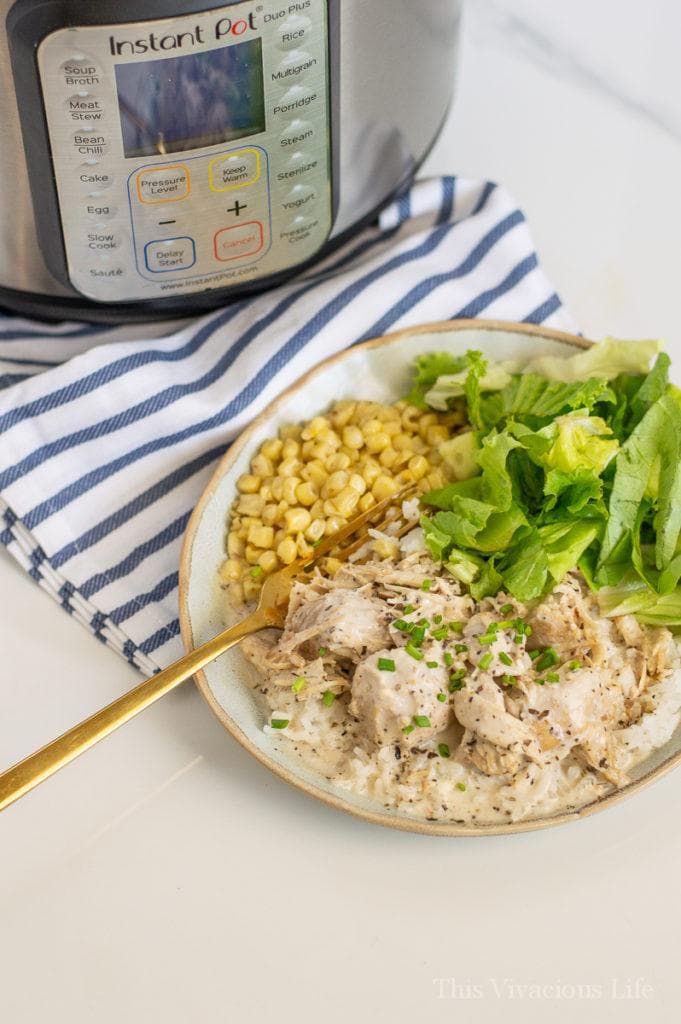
left=0, top=176, right=576, bottom=675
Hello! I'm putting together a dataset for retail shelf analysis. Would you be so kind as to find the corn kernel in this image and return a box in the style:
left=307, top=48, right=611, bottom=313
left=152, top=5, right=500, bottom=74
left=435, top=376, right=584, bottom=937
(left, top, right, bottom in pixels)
left=362, top=417, right=383, bottom=435
left=301, top=415, right=330, bottom=440
left=262, top=503, right=279, bottom=526
left=426, top=424, right=450, bottom=447
left=325, top=515, right=346, bottom=535
left=309, top=498, right=325, bottom=519
left=279, top=424, right=301, bottom=441
left=219, top=557, right=245, bottom=583
left=245, top=545, right=262, bottom=565
left=365, top=431, right=390, bottom=454
left=259, top=481, right=273, bottom=502
left=281, top=438, right=301, bottom=460
left=327, top=452, right=351, bottom=472
left=331, top=403, right=356, bottom=429
left=302, top=460, right=328, bottom=488
left=372, top=474, right=399, bottom=501
left=227, top=533, right=245, bottom=557
left=341, top=424, right=363, bottom=450
left=358, top=458, right=381, bottom=486
left=258, top=550, right=279, bottom=574
left=229, top=581, right=245, bottom=605
left=347, top=473, right=367, bottom=495
left=295, top=481, right=318, bottom=506
left=277, top=537, right=298, bottom=564
left=296, top=533, right=313, bottom=557
left=237, top=473, right=261, bottom=494
left=359, top=492, right=376, bottom=512
left=243, top=577, right=261, bottom=602
left=282, top=476, right=302, bottom=505
left=323, top=557, right=342, bottom=576
left=310, top=442, right=333, bottom=462
left=305, top=518, right=326, bottom=543
left=393, top=432, right=416, bottom=452
left=237, top=494, right=265, bottom=516
left=373, top=537, right=400, bottom=559
left=378, top=447, right=398, bottom=469
left=270, top=478, right=284, bottom=501
left=261, top=438, right=283, bottom=462
left=278, top=457, right=302, bottom=478
left=285, top=507, right=312, bottom=534
left=323, top=469, right=349, bottom=498
left=332, top=486, right=360, bottom=517
left=247, top=523, right=274, bottom=548
left=251, top=453, right=273, bottom=477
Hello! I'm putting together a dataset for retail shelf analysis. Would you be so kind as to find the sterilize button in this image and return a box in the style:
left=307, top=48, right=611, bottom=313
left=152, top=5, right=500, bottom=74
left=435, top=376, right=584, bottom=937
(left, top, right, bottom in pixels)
left=279, top=119, right=315, bottom=149
left=60, top=55, right=102, bottom=88
left=144, top=237, right=196, bottom=273
left=78, top=162, right=114, bottom=193
left=277, top=15, right=313, bottom=50
left=136, top=165, right=190, bottom=203
left=282, top=150, right=318, bottom=177
left=281, top=183, right=317, bottom=212
left=214, top=221, right=264, bottom=262
left=271, top=50, right=318, bottom=84
left=85, top=201, right=117, bottom=222
left=64, top=92, right=105, bottom=123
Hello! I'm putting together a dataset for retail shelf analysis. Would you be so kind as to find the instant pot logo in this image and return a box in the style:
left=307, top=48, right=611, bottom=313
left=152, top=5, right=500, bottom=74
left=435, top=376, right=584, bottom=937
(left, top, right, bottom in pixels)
left=108, top=12, right=258, bottom=55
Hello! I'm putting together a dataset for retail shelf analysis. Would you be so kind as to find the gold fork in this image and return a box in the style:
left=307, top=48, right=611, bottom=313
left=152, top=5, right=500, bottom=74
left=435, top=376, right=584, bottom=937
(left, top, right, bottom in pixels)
left=0, top=485, right=416, bottom=812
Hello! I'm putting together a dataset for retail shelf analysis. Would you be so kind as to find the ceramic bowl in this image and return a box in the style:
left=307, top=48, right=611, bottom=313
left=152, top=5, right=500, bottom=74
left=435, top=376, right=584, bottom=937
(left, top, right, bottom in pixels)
left=179, top=319, right=681, bottom=835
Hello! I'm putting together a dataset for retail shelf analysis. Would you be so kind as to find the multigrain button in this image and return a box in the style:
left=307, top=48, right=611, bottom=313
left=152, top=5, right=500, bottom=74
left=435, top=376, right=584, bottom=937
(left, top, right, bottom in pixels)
left=64, top=92, right=105, bottom=122
left=277, top=14, right=313, bottom=50
left=144, top=236, right=196, bottom=272
left=214, top=221, right=264, bottom=262
left=281, top=183, right=317, bottom=211
left=85, top=201, right=117, bottom=222
left=136, top=165, right=190, bottom=203
left=209, top=149, right=260, bottom=191
left=78, top=162, right=114, bottom=192
left=271, top=85, right=318, bottom=119
left=271, top=50, right=318, bottom=84
left=60, top=55, right=101, bottom=87
left=279, top=119, right=315, bottom=149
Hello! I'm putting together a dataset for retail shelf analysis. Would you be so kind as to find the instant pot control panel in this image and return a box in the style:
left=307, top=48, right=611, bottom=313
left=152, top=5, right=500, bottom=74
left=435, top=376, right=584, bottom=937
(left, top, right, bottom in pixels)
left=19, top=1, right=334, bottom=303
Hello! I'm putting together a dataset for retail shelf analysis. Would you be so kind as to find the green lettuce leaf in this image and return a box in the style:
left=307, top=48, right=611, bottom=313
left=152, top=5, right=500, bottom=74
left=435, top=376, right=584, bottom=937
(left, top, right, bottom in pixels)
left=423, top=352, right=511, bottom=412
left=476, top=428, right=522, bottom=510
left=543, top=468, right=604, bottom=516
left=498, top=529, right=550, bottom=601
left=405, top=351, right=467, bottom=409
left=538, top=412, right=619, bottom=474
left=521, top=338, right=662, bottom=382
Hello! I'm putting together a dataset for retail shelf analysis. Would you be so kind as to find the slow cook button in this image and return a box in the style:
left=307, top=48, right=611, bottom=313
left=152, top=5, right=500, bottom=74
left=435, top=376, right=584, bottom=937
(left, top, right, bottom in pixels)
left=214, top=221, right=264, bottom=262
left=85, top=201, right=117, bottom=221
left=136, top=164, right=190, bottom=203
left=60, top=55, right=102, bottom=88
left=271, top=50, right=318, bottom=84
left=281, top=182, right=317, bottom=211
left=86, top=227, right=124, bottom=252
left=144, top=236, right=196, bottom=272
left=276, top=151, right=318, bottom=182
left=271, top=84, right=318, bottom=119
left=78, top=162, right=114, bottom=193
left=64, top=92, right=105, bottom=122
left=279, top=119, right=315, bottom=149
left=277, top=14, right=313, bottom=50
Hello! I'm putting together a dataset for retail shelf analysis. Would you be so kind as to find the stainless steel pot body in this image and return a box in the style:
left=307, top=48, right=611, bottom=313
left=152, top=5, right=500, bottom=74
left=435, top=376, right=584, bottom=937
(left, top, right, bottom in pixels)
left=0, top=0, right=462, bottom=320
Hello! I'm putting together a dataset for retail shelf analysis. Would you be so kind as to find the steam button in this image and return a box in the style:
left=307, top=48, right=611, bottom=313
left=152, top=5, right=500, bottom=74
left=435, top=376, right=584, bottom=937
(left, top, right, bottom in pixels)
left=279, top=119, right=316, bottom=149
left=277, top=15, right=313, bottom=50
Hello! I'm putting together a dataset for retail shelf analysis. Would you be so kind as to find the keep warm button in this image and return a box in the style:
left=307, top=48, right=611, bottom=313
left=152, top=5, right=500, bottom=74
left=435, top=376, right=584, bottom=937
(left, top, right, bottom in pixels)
left=214, top=221, right=264, bottom=262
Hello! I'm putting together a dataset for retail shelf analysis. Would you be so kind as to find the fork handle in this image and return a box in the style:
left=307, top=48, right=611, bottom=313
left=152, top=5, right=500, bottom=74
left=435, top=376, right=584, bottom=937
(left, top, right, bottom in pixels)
left=0, top=608, right=268, bottom=813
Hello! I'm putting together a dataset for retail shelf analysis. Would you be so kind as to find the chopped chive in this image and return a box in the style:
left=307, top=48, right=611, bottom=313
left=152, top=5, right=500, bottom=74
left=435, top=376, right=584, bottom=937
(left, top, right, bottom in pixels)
left=528, top=648, right=541, bottom=661
left=402, top=724, right=415, bottom=736
left=502, top=674, right=516, bottom=686
left=499, top=651, right=513, bottom=667
left=438, top=743, right=451, bottom=758
left=291, top=676, right=306, bottom=693
left=421, top=579, right=433, bottom=592
left=448, top=621, right=464, bottom=634
left=430, top=626, right=449, bottom=641
left=250, top=565, right=263, bottom=578
left=500, top=603, right=514, bottom=615
left=270, top=718, right=289, bottom=729
left=405, top=642, right=424, bottom=661
left=426, top=660, right=439, bottom=669
left=322, top=690, right=336, bottom=706
left=546, top=671, right=560, bottom=684
left=393, top=619, right=412, bottom=633
left=411, top=625, right=426, bottom=645
left=524, top=624, right=533, bottom=637
left=418, top=617, right=430, bottom=627
left=568, top=659, right=582, bottom=671
left=478, top=652, right=493, bottom=670
left=535, top=647, right=559, bottom=672
left=437, top=692, right=447, bottom=702
left=479, top=633, right=496, bottom=646
left=495, top=619, right=515, bottom=630
left=318, top=647, right=328, bottom=657
left=413, top=715, right=431, bottom=728
left=377, top=657, right=396, bottom=672
left=448, top=679, right=465, bottom=692
left=450, top=668, right=465, bottom=680
left=403, top=604, right=415, bottom=615
left=455, top=781, right=466, bottom=792
left=443, top=652, right=453, bottom=667
left=454, top=643, right=468, bottom=654
left=433, top=614, right=443, bottom=625
left=312, top=538, right=323, bottom=547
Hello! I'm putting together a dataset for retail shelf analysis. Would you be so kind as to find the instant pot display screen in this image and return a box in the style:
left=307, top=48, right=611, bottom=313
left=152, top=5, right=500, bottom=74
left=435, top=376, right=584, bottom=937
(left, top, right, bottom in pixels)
left=115, top=40, right=265, bottom=158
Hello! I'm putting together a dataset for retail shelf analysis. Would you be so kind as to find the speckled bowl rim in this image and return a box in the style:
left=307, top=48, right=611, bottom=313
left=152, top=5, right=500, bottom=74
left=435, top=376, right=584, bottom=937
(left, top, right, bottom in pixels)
left=179, top=318, right=681, bottom=836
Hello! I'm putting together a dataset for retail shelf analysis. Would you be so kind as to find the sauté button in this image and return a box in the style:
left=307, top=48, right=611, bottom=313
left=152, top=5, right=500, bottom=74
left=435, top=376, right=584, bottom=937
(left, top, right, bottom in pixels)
left=136, top=165, right=190, bottom=203
left=60, top=55, right=101, bottom=87
left=277, top=15, right=313, bottom=50
left=214, top=221, right=264, bottom=262
left=279, top=119, right=315, bottom=149
left=209, top=150, right=261, bottom=191
left=144, top=237, right=196, bottom=272
left=78, top=162, right=114, bottom=193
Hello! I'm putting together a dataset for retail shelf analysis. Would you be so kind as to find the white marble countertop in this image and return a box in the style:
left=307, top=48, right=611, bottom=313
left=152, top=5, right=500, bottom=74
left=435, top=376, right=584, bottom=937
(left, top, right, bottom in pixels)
left=2, top=2, right=681, bottom=1021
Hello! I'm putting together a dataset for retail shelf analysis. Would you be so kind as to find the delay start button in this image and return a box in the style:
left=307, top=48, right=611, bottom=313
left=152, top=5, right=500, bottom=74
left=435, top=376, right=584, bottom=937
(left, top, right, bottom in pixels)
left=136, top=165, right=190, bottom=203
left=144, top=237, right=196, bottom=273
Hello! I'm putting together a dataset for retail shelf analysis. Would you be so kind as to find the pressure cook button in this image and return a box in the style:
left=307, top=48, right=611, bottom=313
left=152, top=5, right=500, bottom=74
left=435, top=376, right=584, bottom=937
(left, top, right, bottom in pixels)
left=209, top=149, right=261, bottom=191
left=271, top=50, right=318, bottom=84
left=64, top=92, right=105, bottom=122
left=279, top=119, right=315, bottom=149
left=277, top=15, right=313, bottom=50
left=136, top=165, right=190, bottom=203
left=281, top=183, right=318, bottom=212
left=144, top=236, right=196, bottom=273
left=73, top=128, right=108, bottom=157
left=271, top=85, right=318, bottom=119
left=281, top=214, right=319, bottom=237
left=78, top=162, right=114, bottom=193
left=60, top=55, right=102, bottom=88
left=85, top=201, right=117, bottom=222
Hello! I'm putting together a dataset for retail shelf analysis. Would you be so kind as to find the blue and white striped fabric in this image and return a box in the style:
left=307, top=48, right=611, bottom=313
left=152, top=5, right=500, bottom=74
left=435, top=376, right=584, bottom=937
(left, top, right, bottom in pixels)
left=0, top=176, right=576, bottom=674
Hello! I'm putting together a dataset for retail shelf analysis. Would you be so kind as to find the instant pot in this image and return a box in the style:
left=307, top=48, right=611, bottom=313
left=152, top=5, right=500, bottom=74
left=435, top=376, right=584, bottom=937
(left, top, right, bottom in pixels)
left=0, top=0, right=462, bottom=322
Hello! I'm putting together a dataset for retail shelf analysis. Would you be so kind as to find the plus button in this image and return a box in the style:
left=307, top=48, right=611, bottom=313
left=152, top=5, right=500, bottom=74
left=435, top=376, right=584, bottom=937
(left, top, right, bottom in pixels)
left=227, top=200, right=248, bottom=217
